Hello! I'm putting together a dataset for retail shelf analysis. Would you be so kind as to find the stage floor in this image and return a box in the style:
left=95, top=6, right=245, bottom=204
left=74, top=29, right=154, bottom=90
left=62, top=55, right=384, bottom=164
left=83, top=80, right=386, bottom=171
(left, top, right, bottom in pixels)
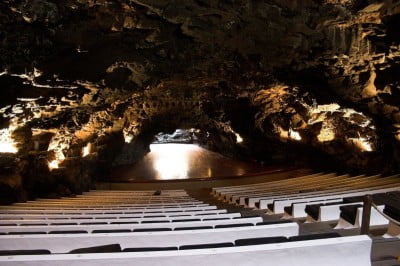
left=109, top=144, right=269, bottom=181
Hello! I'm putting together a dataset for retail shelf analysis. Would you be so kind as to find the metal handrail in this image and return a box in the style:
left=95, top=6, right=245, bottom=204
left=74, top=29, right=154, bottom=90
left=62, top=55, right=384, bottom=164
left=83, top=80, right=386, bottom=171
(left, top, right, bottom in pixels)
left=371, top=202, right=400, bottom=226
left=361, top=195, right=400, bottom=235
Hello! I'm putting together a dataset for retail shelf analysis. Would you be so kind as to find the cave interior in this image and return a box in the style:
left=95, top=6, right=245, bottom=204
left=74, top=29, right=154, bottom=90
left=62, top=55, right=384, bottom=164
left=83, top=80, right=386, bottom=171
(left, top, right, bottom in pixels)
left=0, top=0, right=400, bottom=203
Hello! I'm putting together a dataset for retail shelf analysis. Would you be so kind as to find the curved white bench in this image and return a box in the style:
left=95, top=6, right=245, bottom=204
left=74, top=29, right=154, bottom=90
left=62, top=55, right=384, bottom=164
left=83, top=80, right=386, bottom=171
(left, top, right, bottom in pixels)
left=0, top=206, right=218, bottom=214
left=334, top=205, right=389, bottom=229
left=248, top=175, right=394, bottom=207
left=0, top=209, right=228, bottom=220
left=219, top=173, right=336, bottom=200
left=86, top=190, right=187, bottom=195
left=2, top=205, right=209, bottom=210
left=283, top=199, right=341, bottom=218
left=242, top=176, right=384, bottom=207
left=0, top=223, right=299, bottom=253
left=14, top=200, right=202, bottom=206
left=0, top=213, right=242, bottom=225
left=260, top=186, right=400, bottom=211
left=305, top=202, right=363, bottom=222
left=0, top=235, right=372, bottom=266
left=0, top=217, right=263, bottom=234
left=212, top=173, right=324, bottom=196
left=17, top=202, right=206, bottom=207
left=228, top=174, right=345, bottom=203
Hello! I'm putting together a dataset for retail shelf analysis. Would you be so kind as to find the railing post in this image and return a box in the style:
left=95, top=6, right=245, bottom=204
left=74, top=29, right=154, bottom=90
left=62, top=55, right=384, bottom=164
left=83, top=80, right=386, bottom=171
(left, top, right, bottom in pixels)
left=360, top=194, right=372, bottom=235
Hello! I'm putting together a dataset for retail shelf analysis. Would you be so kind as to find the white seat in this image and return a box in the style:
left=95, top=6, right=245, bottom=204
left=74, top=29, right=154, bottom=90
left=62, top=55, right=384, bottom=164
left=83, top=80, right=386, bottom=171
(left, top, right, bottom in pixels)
left=0, top=217, right=263, bottom=234
left=15, top=199, right=201, bottom=206
left=0, top=212, right=242, bottom=225
left=242, top=175, right=381, bottom=206
left=306, top=202, right=363, bottom=222
left=0, top=206, right=218, bottom=214
left=79, top=194, right=188, bottom=198
left=248, top=175, right=394, bottom=207
left=356, top=205, right=389, bottom=227
left=241, top=175, right=396, bottom=207
left=262, top=186, right=400, bottom=211
left=0, top=235, right=372, bottom=266
left=0, top=204, right=210, bottom=210
left=0, top=209, right=228, bottom=220
left=283, top=199, right=341, bottom=218
left=212, top=173, right=324, bottom=196
left=0, top=223, right=299, bottom=253
left=31, top=200, right=198, bottom=205
left=85, top=190, right=187, bottom=194
left=12, top=203, right=204, bottom=208
left=226, top=173, right=342, bottom=202
left=334, top=205, right=389, bottom=229
left=8, top=200, right=205, bottom=209
left=216, top=173, right=330, bottom=199
left=86, top=190, right=186, bottom=194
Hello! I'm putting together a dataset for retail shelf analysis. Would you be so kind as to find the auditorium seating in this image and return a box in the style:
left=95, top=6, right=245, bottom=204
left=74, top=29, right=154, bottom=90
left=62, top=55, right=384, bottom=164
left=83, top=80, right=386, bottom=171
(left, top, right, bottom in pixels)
left=335, top=205, right=389, bottom=229
left=213, top=173, right=400, bottom=233
left=212, top=173, right=400, bottom=232
left=212, top=173, right=400, bottom=212
left=305, top=201, right=363, bottom=222
left=0, top=223, right=299, bottom=253
left=257, top=176, right=399, bottom=210
left=0, top=188, right=375, bottom=265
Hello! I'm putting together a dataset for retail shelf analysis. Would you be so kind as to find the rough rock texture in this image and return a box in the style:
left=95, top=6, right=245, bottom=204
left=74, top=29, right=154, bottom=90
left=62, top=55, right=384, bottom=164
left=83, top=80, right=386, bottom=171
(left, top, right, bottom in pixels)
left=0, top=0, right=399, bottom=202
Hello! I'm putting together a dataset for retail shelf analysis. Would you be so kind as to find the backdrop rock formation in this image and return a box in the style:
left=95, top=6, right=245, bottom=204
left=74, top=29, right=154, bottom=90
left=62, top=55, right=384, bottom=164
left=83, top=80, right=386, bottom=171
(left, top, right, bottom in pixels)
left=0, top=0, right=399, bottom=203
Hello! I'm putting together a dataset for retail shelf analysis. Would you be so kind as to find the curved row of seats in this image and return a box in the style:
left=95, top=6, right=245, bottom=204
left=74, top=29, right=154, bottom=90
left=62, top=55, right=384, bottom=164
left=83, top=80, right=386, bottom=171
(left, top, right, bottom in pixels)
left=212, top=173, right=400, bottom=237
left=0, top=232, right=344, bottom=254
left=0, top=235, right=371, bottom=266
left=0, top=188, right=373, bottom=265
left=213, top=173, right=400, bottom=208
left=0, top=221, right=299, bottom=253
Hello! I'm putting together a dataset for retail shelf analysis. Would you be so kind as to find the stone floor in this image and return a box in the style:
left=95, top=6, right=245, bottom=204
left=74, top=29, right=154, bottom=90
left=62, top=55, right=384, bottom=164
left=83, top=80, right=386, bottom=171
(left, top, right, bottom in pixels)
left=109, top=144, right=269, bottom=181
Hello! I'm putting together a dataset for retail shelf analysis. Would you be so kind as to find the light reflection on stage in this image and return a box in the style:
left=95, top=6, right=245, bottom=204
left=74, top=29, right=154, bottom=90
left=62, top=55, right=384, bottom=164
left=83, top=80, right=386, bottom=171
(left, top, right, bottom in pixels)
left=152, top=144, right=191, bottom=180
left=111, top=144, right=268, bottom=181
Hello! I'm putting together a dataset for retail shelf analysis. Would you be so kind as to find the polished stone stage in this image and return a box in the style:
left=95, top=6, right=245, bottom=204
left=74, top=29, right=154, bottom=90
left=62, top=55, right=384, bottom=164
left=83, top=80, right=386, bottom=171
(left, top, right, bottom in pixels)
left=110, top=144, right=269, bottom=181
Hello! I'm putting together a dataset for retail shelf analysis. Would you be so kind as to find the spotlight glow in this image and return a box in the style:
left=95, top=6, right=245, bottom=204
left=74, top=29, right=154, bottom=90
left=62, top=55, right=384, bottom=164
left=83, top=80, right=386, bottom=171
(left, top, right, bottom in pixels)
left=289, top=130, right=302, bottom=141
left=348, top=136, right=373, bottom=152
left=82, top=143, right=91, bottom=157
left=150, top=144, right=197, bottom=180
left=48, top=160, right=60, bottom=170
left=0, top=127, right=18, bottom=154
left=235, top=133, right=243, bottom=143
left=123, top=130, right=134, bottom=143
left=0, top=129, right=18, bottom=153
left=47, top=133, right=70, bottom=170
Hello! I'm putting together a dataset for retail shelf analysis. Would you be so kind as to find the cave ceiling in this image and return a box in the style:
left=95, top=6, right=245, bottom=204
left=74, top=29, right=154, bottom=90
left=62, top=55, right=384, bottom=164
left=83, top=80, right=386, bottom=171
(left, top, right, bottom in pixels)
left=0, top=0, right=400, bottom=201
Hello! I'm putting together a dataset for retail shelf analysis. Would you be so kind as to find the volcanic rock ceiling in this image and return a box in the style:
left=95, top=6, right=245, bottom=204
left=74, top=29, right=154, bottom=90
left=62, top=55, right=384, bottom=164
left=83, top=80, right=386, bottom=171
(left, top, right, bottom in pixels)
left=0, top=0, right=400, bottom=202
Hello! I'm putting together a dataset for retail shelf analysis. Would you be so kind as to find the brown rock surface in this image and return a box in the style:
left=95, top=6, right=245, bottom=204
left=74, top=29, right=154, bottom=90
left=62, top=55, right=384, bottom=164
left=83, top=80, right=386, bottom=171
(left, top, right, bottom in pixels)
left=0, top=0, right=399, bottom=202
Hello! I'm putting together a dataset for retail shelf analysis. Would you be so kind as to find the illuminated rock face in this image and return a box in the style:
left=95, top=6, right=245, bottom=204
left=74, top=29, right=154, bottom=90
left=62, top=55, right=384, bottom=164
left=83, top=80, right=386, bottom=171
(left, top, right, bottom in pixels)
left=253, top=85, right=378, bottom=169
left=0, top=0, right=399, bottom=202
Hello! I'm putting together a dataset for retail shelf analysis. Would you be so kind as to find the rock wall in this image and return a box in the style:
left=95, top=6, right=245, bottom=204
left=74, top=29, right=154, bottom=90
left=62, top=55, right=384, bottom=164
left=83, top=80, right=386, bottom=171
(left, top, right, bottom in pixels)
left=0, top=0, right=399, bottom=203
